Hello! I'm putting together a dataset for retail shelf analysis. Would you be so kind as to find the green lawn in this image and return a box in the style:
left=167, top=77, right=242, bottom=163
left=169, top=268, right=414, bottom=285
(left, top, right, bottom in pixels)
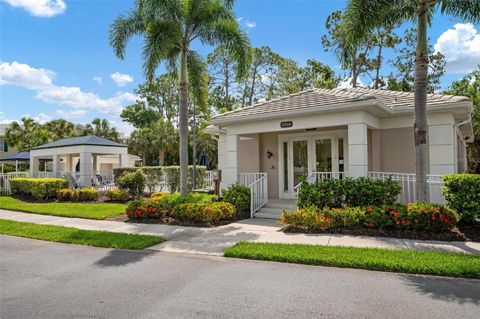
left=0, top=196, right=126, bottom=219
left=224, top=242, right=480, bottom=279
left=0, top=219, right=164, bottom=249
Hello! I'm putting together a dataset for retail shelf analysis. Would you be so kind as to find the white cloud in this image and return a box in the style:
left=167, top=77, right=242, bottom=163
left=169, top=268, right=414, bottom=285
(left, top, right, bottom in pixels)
left=336, top=77, right=365, bottom=89
left=33, top=112, right=52, bottom=123
left=55, top=109, right=87, bottom=119
left=0, top=111, right=14, bottom=125
left=0, top=61, right=137, bottom=117
left=434, top=23, right=480, bottom=73
left=4, top=0, right=66, bottom=17
left=111, top=72, right=133, bottom=87
left=92, top=76, right=102, bottom=84
left=0, top=61, right=54, bottom=90
left=245, top=20, right=256, bottom=29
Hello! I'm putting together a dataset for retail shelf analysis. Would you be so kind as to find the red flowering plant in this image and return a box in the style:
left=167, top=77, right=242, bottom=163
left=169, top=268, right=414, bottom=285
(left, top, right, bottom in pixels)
left=125, top=199, right=164, bottom=219
left=405, top=202, right=459, bottom=232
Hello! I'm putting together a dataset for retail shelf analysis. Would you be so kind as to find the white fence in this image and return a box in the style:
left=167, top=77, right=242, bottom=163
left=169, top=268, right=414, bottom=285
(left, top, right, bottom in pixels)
left=239, top=172, right=268, bottom=218
left=368, top=171, right=446, bottom=204
left=0, top=172, right=30, bottom=195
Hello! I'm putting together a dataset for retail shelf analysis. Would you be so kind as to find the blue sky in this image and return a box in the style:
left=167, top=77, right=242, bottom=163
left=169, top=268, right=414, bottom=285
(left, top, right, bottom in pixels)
left=1, top=0, right=479, bottom=135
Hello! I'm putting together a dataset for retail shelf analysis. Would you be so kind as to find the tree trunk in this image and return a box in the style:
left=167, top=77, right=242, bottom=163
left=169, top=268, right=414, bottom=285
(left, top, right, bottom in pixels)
left=179, top=48, right=189, bottom=197
left=414, top=2, right=430, bottom=202
left=158, top=149, right=165, bottom=166
left=248, top=67, right=257, bottom=106
left=374, top=45, right=383, bottom=89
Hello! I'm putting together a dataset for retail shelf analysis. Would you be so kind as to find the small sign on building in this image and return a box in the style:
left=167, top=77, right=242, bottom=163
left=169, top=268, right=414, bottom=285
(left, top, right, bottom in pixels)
left=280, top=121, right=293, bottom=128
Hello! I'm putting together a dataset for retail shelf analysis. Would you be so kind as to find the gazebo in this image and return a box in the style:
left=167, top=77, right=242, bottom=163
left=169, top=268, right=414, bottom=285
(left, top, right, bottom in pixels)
left=30, top=136, right=129, bottom=187
left=0, top=151, right=52, bottom=173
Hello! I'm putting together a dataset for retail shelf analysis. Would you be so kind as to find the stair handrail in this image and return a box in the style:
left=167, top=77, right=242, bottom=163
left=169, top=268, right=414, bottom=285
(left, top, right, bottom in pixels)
left=243, top=173, right=268, bottom=218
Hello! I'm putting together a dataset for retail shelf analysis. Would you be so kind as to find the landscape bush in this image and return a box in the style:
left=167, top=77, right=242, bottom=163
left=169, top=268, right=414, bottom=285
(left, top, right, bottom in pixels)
left=118, top=170, right=146, bottom=198
left=105, top=189, right=130, bottom=202
left=442, top=174, right=480, bottom=222
left=10, top=178, right=68, bottom=200
left=222, top=184, right=251, bottom=217
left=56, top=188, right=74, bottom=201
left=126, top=198, right=165, bottom=219
left=151, top=191, right=169, bottom=201
left=281, top=202, right=458, bottom=233
left=172, top=202, right=236, bottom=223
left=71, top=187, right=99, bottom=202
left=297, top=177, right=401, bottom=209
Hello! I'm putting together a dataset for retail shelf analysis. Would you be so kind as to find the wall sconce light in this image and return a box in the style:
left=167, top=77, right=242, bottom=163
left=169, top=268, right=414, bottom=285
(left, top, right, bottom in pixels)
left=267, top=150, right=273, bottom=159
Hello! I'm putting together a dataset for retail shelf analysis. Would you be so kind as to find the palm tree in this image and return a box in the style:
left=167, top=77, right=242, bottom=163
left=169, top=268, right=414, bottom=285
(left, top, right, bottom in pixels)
left=109, top=0, right=250, bottom=196
left=152, top=119, right=177, bottom=166
left=83, top=118, right=120, bottom=142
left=5, top=117, right=47, bottom=151
left=44, top=119, right=76, bottom=139
left=344, top=0, right=480, bottom=201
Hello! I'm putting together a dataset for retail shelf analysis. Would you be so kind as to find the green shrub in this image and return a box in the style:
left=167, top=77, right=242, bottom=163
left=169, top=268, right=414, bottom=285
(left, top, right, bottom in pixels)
left=141, top=167, right=163, bottom=194
left=172, top=202, right=235, bottom=223
left=71, top=188, right=99, bottom=202
left=105, top=189, right=130, bottom=202
left=151, top=191, right=168, bottom=200
left=10, top=178, right=68, bottom=200
left=126, top=198, right=164, bottom=219
left=442, top=174, right=480, bottom=222
left=113, top=167, right=138, bottom=184
left=118, top=170, right=146, bottom=198
left=222, top=184, right=250, bottom=217
left=296, top=177, right=401, bottom=209
left=56, top=188, right=74, bottom=201
left=281, top=202, right=458, bottom=233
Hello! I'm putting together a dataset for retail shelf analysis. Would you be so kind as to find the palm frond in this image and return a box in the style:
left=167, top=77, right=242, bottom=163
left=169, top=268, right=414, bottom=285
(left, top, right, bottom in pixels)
left=187, top=50, right=209, bottom=112
left=142, top=20, right=182, bottom=81
left=440, top=0, right=480, bottom=23
left=109, top=9, right=145, bottom=59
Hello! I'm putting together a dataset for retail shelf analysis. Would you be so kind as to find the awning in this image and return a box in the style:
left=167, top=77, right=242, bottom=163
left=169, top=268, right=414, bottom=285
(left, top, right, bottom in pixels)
left=0, top=151, right=52, bottom=162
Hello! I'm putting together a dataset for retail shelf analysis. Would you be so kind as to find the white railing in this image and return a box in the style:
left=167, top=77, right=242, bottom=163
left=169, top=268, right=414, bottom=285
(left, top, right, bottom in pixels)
left=93, top=170, right=116, bottom=191
left=368, top=171, right=446, bottom=204
left=36, top=171, right=54, bottom=178
left=0, top=172, right=30, bottom=195
left=313, top=171, right=347, bottom=182
left=239, top=172, right=268, bottom=218
left=205, top=170, right=218, bottom=190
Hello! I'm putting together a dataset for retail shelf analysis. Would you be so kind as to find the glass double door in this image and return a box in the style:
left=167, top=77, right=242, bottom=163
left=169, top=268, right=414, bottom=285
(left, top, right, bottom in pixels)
left=280, top=134, right=346, bottom=199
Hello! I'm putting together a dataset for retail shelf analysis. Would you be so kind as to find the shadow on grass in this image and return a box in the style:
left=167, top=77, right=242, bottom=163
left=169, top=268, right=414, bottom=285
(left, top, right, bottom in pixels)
left=94, top=249, right=156, bottom=267
left=401, top=275, right=480, bottom=305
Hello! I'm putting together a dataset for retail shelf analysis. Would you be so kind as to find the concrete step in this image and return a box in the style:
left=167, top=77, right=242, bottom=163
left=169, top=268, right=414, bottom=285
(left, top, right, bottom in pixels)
left=254, top=207, right=284, bottom=219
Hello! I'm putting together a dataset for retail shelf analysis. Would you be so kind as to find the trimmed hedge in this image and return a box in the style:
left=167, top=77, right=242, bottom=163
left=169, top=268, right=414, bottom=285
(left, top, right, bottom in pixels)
left=71, top=187, right=98, bottom=202
left=113, top=166, right=207, bottom=193
left=105, top=189, right=130, bottom=202
left=442, top=174, right=480, bottom=222
left=57, top=188, right=74, bottom=201
left=118, top=170, right=146, bottom=198
left=297, top=177, right=401, bottom=209
left=172, top=202, right=236, bottom=223
left=281, top=202, right=459, bottom=232
left=10, top=178, right=68, bottom=200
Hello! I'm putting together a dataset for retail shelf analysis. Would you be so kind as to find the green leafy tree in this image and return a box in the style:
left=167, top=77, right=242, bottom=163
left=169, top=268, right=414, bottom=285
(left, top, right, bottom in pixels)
left=110, top=0, right=250, bottom=196
left=44, top=119, right=76, bottom=139
left=443, top=66, right=480, bottom=167
left=345, top=0, right=480, bottom=200
left=5, top=117, right=53, bottom=151
left=388, top=28, right=446, bottom=93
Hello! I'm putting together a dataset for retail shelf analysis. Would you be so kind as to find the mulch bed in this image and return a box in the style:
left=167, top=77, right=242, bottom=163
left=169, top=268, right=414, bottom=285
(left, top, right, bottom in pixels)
left=122, top=215, right=247, bottom=228
left=283, top=221, right=480, bottom=242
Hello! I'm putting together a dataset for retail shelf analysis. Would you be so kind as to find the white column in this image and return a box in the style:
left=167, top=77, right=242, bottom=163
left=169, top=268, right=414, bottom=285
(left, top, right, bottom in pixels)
left=79, top=152, right=92, bottom=187
left=29, top=156, right=40, bottom=178
left=52, top=155, right=61, bottom=178
left=119, top=150, right=129, bottom=168
left=67, top=154, right=73, bottom=172
left=92, top=154, right=98, bottom=173
left=429, top=124, right=455, bottom=175
left=221, top=133, right=239, bottom=189
left=348, top=123, right=368, bottom=178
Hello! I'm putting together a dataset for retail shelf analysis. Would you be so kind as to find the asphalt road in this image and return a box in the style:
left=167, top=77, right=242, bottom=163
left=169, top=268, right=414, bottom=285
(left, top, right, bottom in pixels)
left=1, top=235, right=479, bottom=319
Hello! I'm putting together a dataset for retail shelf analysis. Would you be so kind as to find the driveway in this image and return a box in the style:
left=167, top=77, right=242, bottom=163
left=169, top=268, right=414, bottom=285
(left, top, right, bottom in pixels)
left=1, top=235, right=479, bottom=319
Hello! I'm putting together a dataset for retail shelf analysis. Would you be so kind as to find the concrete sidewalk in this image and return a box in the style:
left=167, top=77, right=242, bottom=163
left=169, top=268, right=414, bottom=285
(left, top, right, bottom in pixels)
left=1, top=209, right=479, bottom=256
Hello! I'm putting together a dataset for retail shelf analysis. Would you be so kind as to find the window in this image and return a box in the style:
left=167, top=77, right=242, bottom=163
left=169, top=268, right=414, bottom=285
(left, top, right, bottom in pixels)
left=0, top=138, right=8, bottom=153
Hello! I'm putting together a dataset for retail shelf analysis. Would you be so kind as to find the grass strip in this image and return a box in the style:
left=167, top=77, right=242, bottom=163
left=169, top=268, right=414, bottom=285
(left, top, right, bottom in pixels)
left=0, top=197, right=126, bottom=220
left=224, top=242, right=480, bottom=279
left=0, top=219, right=163, bottom=249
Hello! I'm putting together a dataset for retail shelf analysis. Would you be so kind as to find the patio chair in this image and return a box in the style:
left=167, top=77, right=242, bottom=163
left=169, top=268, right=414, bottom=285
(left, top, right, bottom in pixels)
left=63, top=173, right=79, bottom=189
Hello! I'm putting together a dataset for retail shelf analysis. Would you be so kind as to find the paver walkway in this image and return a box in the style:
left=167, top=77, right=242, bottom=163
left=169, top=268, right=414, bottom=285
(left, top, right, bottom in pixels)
left=1, top=209, right=479, bottom=256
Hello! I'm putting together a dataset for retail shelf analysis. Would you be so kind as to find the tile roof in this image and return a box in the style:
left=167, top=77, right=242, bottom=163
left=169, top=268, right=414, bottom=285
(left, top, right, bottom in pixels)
left=212, top=87, right=470, bottom=122
left=32, top=135, right=126, bottom=150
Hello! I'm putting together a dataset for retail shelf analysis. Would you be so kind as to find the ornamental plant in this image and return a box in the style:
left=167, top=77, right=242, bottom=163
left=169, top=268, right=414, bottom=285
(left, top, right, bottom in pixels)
left=118, top=170, right=146, bottom=198
left=105, top=189, right=130, bottom=202
left=71, top=187, right=99, bottom=202
left=442, top=174, right=480, bottom=223
left=125, top=198, right=164, bottom=219
left=10, top=178, right=68, bottom=200
left=222, top=184, right=251, bottom=217
left=57, top=188, right=74, bottom=201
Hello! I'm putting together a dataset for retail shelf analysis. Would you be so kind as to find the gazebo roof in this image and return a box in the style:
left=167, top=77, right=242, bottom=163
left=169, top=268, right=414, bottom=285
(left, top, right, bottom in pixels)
left=32, top=135, right=126, bottom=150
left=0, top=151, right=52, bottom=162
